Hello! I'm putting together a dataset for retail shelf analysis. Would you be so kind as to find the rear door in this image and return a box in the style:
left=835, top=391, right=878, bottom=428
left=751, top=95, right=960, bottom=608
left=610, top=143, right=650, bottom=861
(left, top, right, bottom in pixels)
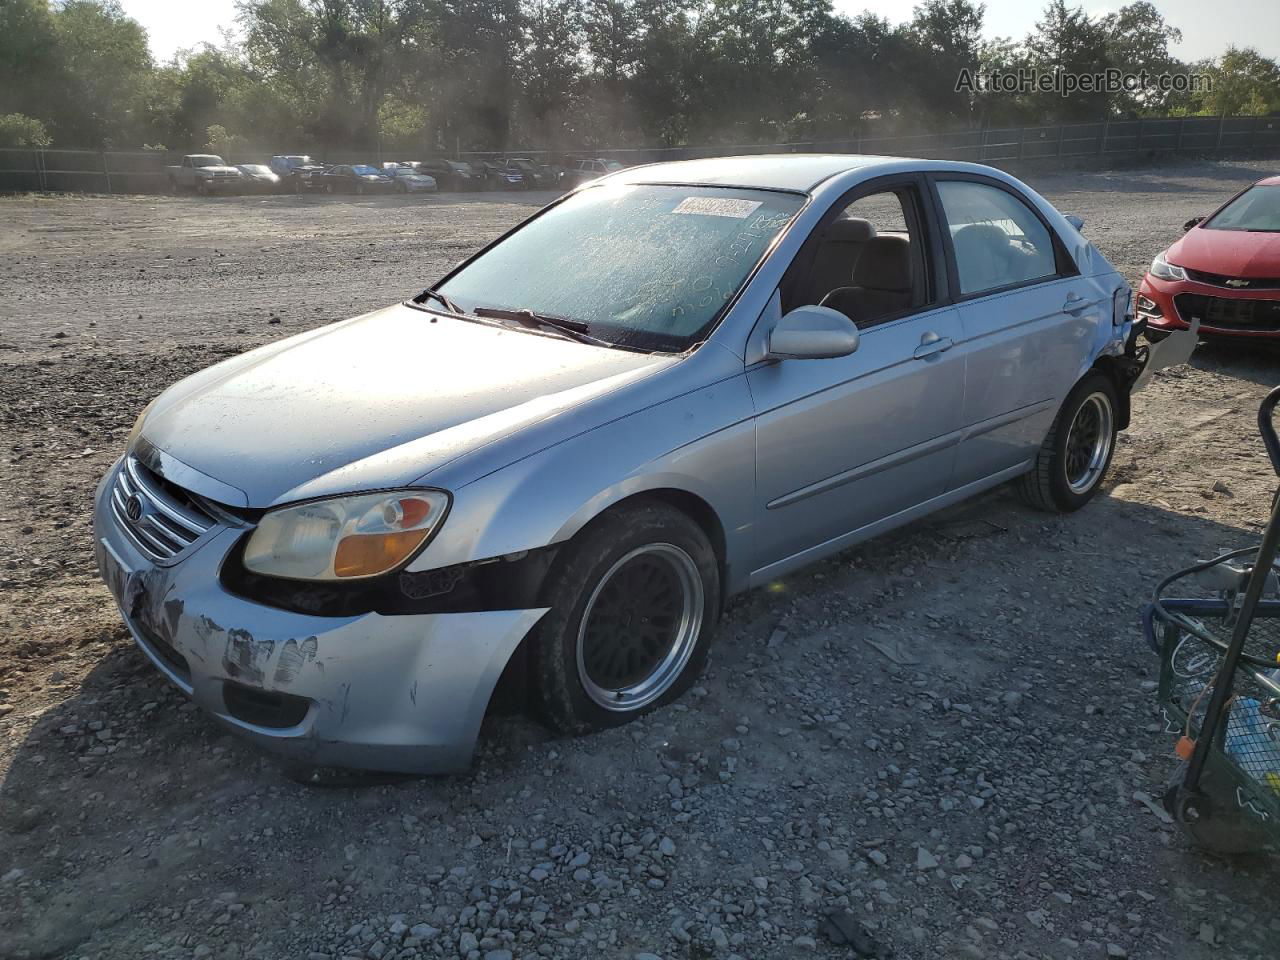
left=748, top=176, right=966, bottom=575
left=928, top=175, right=1095, bottom=489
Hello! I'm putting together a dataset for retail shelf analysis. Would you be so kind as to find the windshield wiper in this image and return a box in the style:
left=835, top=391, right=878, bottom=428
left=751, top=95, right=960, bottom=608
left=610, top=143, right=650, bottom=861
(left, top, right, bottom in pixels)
left=416, top=287, right=464, bottom=315
left=472, top=306, right=618, bottom=349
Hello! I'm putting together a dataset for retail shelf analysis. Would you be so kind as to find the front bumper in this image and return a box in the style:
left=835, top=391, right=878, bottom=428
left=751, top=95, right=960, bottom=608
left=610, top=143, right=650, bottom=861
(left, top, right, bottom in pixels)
left=292, top=174, right=328, bottom=191
left=199, top=177, right=242, bottom=192
left=1138, top=273, right=1280, bottom=339
left=92, top=460, right=547, bottom=774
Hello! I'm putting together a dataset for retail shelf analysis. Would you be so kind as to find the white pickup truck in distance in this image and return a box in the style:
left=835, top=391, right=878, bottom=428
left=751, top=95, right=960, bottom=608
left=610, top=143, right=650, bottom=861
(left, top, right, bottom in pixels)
left=166, top=155, right=243, bottom=195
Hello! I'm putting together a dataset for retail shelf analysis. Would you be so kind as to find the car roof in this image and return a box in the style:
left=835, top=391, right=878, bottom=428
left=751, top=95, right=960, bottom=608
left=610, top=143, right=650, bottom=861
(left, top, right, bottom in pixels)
left=607, top=154, right=974, bottom=193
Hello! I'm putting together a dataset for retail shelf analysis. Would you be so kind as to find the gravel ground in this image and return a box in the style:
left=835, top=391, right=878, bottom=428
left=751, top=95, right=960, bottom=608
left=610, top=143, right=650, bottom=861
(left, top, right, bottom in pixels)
left=2, top=161, right=1280, bottom=960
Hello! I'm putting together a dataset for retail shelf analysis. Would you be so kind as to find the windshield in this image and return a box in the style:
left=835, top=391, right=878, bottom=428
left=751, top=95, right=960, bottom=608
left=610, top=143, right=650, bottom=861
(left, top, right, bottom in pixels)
left=605, top=161, right=624, bottom=171
left=239, top=164, right=269, bottom=174
left=436, top=184, right=804, bottom=352
left=192, top=156, right=223, bottom=168
left=1205, top=185, right=1280, bottom=232
left=352, top=165, right=380, bottom=176
left=286, top=156, right=314, bottom=165
left=449, top=162, right=470, bottom=172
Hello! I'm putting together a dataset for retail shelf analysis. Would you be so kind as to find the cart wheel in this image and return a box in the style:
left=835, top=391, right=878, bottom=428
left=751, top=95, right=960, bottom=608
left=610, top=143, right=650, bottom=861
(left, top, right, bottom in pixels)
left=1164, top=761, right=1271, bottom=855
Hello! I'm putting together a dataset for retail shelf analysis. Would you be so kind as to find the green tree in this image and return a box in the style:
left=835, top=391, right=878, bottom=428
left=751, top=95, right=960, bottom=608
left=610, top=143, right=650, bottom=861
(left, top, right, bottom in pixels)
left=1023, top=1, right=1111, bottom=122
left=0, top=0, right=60, bottom=124
left=629, top=0, right=700, bottom=146
left=0, top=112, right=52, bottom=147
left=47, top=1, right=154, bottom=146
left=1191, top=47, right=1280, bottom=116
left=905, top=0, right=985, bottom=125
left=240, top=0, right=432, bottom=149
left=1100, top=2, right=1183, bottom=115
left=518, top=0, right=583, bottom=147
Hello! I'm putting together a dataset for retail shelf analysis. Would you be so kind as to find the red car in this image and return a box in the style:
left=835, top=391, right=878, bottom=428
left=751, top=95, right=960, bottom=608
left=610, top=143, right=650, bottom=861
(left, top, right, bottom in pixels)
left=1138, top=175, right=1280, bottom=341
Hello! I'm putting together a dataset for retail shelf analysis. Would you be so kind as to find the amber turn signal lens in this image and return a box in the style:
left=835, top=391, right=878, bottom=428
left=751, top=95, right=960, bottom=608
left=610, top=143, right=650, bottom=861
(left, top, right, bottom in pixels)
left=334, top=529, right=431, bottom=578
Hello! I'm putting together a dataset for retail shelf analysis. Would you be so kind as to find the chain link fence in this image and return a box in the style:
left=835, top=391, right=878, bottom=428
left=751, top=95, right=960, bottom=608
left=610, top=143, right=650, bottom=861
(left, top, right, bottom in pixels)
left=3, top=115, right=1278, bottom=195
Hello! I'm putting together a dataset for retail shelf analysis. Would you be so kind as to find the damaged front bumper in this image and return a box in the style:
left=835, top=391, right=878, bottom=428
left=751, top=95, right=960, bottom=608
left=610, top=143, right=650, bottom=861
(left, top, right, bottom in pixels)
left=92, top=462, right=547, bottom=774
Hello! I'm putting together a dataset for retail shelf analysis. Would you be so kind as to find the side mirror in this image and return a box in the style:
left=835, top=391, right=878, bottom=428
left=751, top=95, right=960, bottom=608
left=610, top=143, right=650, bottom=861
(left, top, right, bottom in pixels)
left=1183, top=216, right=1204, bottom=232
left=1064, top=214, right=1084, bottom=231
left=766, top=305, right=860, bottom=361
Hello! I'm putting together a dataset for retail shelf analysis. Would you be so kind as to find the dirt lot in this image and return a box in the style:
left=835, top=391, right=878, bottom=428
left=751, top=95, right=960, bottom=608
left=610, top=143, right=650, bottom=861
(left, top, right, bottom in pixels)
left=2, top=162, right=1280, bottom=960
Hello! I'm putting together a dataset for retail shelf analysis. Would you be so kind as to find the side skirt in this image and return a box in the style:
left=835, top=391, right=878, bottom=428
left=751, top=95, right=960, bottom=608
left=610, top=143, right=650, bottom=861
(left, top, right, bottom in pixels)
left=745, top=460, right=1032, bottom=589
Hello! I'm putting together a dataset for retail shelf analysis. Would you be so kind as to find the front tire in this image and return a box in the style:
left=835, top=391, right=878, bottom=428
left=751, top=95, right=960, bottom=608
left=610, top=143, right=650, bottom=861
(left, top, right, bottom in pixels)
left=530, top=502, right=720, bottom=735
left=1017, top=372, right=1118, bottom=512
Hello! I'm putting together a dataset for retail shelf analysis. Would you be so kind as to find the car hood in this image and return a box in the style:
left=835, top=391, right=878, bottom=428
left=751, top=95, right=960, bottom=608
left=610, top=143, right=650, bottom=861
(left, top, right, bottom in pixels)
left=1170, top=227, right=1280, bottom=277
left=139, top=304, right=677, bottom=507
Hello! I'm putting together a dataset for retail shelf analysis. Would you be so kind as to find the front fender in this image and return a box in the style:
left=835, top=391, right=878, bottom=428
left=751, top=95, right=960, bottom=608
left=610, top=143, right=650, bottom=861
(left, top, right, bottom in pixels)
left=404, top=373, right=758, bottom=595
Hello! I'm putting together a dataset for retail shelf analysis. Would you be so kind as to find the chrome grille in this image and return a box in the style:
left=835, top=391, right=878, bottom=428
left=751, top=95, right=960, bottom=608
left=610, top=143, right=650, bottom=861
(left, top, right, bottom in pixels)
left=110, top=456, right=216, bottom=562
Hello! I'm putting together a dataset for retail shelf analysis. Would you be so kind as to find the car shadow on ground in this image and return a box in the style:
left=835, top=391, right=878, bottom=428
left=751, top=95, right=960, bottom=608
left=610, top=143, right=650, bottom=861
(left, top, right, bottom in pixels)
left=1189, top=339, right=1280, bottom=388
left=3, top=482, right=1276, bottom=956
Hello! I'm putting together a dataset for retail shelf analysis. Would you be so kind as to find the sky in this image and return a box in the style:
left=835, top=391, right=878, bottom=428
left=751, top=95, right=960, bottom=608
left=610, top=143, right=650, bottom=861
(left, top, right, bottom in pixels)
left=120, top=0, right=1279, bottom=64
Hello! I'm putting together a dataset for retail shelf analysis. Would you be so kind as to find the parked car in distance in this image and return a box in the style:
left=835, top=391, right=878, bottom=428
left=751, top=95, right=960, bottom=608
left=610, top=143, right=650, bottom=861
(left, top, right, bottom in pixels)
left=418, top=158, right=483, bottom=191
left=538, top=161, right=566, bottom=188
left=504, top=158, right=552, bottom=190
left=385, top=164, right=438, bottom=194
left=1138, top=175, right=1280, bottom=341
left=319, top=163, right=396, bottom=195
left=566, top=157, right=625, bottom=188
left=96, top=155, right=1148, bottom=776
left=166, top=155, right=242, bottom=195
left=476, top=159, right=525, bottom=190
left=269, top=155, right=328, bottom=192
left=235, top=164, right=281, bottom=193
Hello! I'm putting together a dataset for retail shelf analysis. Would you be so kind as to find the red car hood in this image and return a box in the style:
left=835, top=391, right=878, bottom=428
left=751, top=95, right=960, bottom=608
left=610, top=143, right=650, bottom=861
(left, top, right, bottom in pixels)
left=1170, top=227, right=1280, bottom=278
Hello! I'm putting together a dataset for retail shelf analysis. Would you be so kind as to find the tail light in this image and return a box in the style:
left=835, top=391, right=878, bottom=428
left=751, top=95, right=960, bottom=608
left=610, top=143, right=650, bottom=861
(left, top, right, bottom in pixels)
left=1112, top=287, right=1133, bottom=327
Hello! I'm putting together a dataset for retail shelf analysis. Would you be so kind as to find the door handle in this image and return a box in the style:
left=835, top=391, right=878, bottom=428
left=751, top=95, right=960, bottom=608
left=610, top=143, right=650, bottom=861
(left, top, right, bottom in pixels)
left=1063, top=293, right=1090, bottom=314
left=913, top=332, right=954, bottom=359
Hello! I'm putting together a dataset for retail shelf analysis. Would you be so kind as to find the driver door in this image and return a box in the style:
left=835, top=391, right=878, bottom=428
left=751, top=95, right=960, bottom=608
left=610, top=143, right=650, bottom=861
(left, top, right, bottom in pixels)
left=747, top=177, right=966, bottom=581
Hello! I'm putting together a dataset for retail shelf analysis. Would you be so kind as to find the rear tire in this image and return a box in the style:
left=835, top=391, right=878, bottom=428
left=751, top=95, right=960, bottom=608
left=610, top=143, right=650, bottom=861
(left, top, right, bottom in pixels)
left=530, top=501, right=720, bottom=735
left=1017, top=372, right=1118, bottom=512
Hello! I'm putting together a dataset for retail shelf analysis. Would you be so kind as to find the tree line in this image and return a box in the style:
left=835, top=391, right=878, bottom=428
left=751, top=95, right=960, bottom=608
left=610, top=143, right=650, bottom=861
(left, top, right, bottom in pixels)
left=1, top=0, right=1278, bottom=154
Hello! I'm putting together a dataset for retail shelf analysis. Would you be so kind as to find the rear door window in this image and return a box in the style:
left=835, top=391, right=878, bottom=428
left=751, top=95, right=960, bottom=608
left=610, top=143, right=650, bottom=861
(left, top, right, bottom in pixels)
left=936, top=180, right=1059, bottom=296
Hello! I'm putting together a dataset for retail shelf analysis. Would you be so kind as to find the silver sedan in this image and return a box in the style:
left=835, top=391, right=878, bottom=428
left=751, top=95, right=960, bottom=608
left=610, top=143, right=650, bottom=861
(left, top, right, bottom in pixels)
left=94, top=155, right=1150, bottom=774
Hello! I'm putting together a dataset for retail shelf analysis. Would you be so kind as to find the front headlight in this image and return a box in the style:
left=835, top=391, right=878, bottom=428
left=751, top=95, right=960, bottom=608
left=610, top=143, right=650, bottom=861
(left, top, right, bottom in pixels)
left=243, top=490, right=449, bottom=581
left=126, top=400, right=155, bottom=450
left=1149, top=251, right=1187, bottom=282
